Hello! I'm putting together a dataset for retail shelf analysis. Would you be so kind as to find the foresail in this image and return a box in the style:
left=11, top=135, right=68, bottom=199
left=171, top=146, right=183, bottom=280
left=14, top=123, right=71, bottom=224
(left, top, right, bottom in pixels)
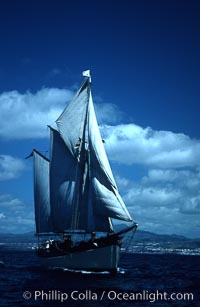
left=88, top=91, right=117, bottom=188
left=88, top=91, right=132, bottom=223
left=33, top=150, right=53, bottom=234
left=86, top=193, right=114, bottom=232
left=56, top=78, right=89, bottom=158
left=92, top=177, right=132, bottom=222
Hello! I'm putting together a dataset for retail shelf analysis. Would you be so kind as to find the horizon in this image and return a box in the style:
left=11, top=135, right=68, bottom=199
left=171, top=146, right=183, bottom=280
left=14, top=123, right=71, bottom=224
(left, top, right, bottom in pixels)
left=0, top=1, right=200, bottom=238
left=0, top=226, right=199, bottom=241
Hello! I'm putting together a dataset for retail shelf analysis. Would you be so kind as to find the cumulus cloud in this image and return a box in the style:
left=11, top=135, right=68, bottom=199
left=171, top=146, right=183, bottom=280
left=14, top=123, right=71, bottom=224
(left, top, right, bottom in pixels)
left=0, top=86, right=199, bottom=237
left=143, top=168, right=200, bottom=189
left=125, top=186, right=181, bottom=207
left=103, top=124, right=200, bottom=169
left=0, top=155, right=26, bottom=181
left=0, top=88, right=73, bottom=139
left=122, top=188, right=200, bottom=237
left=95, top=103, right=125, bottom=125
left=0, top=213, right=5, bottom=219
left=108, top=128, right=200, bottom=237
left=0, top=87, right=126, bottom=140
left=0, top=194, right=34, bottom=233
left=117, top=164, right=200, bottom=237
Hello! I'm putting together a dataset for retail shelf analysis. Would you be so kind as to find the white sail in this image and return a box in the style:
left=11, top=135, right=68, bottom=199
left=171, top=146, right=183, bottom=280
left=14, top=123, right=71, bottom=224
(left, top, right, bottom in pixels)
left=50, top=127, right=76, bottom=232
left=91, top=177, right=132, bottom=221
left=49, top=127, right=113, bottom=232
left=87, top=91, right=133, bottom=222
left=33, top=74, right=132, bottom=236
left=31, top=72, right=136, bottom=273
left=56, top=78, right=89, bottom=158
left=33, top=150, right=53, bottom=234
left=86, top=189, right=114, bottom=232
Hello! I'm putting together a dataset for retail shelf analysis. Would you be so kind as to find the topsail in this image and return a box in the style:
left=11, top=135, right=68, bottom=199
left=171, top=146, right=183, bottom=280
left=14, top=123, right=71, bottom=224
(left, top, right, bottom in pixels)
left=56, top=78, right=89, bottom=158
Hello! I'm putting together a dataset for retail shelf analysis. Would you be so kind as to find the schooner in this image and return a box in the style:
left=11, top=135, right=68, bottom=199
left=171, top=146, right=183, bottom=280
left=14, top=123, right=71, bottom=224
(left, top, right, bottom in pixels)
left=29, top=71, right=137, bottom=272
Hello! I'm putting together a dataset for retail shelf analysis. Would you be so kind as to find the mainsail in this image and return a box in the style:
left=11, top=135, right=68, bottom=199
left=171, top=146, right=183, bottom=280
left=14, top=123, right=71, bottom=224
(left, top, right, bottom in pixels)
left=33, top=73, right=133, bottom=235
left=49, top=127, right=79, bottom=232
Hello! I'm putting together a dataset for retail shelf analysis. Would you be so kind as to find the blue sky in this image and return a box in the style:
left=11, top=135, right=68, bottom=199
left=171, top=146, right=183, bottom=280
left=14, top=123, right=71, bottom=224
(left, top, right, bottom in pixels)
left=0, top=0, right=200, bottom=237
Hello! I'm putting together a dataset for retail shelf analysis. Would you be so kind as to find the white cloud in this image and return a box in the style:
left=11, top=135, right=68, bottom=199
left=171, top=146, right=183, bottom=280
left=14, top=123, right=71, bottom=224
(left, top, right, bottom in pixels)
left=143, top=168, right=200, bottom=190
left=119, top=165, right=200, bottom=237
left=0, top=194, right=34, bottom=233
left=0, top=88, right=73, bottom=139
left=0, top=87, right=199, bottom=237
left=115, top=175, right=131, bottom=189
left=0, top=194, right=25, bottom=209
left=0, top=87, right=130, bottom=140
left=103, top=124, right=200, bottom=169
left=0, top=213, right=5, bottom=219
left=95, top=103, right=125, bottom=125
left=130, top=203, right=199, bottom=237
left=124, top=186, right=181, bottom=207
left=0, top=155, right=26, bottom=181
left=180, top=196, right=200, bottom=215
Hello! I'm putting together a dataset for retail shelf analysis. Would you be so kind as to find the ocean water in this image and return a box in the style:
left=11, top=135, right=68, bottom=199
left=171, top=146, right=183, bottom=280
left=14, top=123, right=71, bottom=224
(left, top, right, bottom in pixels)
left=0, top=249, right=199, bottom=306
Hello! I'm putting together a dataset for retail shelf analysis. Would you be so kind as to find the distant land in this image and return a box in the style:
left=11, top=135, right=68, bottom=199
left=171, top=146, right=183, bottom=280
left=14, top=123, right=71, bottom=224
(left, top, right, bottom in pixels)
left=0, top=230, right=200, bottom=256
left=131, top=229, right=200, bottom=255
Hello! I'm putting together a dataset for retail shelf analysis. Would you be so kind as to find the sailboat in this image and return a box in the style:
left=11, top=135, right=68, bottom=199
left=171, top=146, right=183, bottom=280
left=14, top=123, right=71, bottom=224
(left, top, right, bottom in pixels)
left=29, top=70, right=137, bottom=273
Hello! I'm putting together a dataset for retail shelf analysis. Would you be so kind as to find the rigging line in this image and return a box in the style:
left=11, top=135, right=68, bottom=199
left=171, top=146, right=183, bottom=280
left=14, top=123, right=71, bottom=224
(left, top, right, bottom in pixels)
left=70, top=160, right=80, bottom=231
left=120, top=226, right=137, bottom=261
left=33, top=153, right=41, bottom=235
left=87, top=139, right=94, bottom=232
left=86, top=80, right=95, bottom=232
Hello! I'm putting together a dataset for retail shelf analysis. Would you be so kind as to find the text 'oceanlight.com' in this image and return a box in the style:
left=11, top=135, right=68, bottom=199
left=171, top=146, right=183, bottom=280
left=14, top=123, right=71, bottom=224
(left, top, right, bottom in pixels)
left=22, top=289, right=194, bottom=303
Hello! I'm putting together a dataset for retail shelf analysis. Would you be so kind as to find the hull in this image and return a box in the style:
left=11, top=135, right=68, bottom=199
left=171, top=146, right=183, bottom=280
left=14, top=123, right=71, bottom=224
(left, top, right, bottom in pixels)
left=38, top=244, right=120, bottom=272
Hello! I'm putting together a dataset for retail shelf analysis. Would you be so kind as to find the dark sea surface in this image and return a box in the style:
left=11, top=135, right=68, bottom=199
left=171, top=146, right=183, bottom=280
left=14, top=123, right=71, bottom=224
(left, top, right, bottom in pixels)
left=0, top=249, right=199, bottom=307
